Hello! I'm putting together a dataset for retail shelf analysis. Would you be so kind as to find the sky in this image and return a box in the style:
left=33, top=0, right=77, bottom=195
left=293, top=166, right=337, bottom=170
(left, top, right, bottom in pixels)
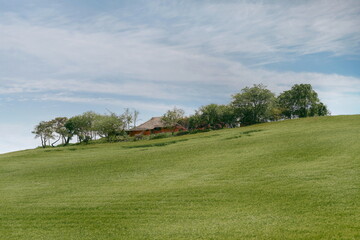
left=1, top=0, right=360, bottom=154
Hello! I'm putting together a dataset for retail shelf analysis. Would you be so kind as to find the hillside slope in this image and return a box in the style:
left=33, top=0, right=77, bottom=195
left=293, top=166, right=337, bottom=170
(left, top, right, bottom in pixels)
left=1, top=115, right=359, bottom=239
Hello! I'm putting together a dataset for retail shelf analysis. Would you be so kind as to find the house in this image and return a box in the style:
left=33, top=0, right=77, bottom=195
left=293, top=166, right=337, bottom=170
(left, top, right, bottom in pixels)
left=127, top=117, right=186, bottom=136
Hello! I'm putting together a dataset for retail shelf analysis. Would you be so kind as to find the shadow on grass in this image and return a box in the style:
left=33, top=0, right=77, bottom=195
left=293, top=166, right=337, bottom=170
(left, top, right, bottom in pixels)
left=43, top=145, right=100, bottom=153
left=225, top=129, right=264, bottom=140
left=123, top=139, right=189, bottom=149
left=199, top=133, right=221, bottom=139
left=44, top=149, right=64, bottom=152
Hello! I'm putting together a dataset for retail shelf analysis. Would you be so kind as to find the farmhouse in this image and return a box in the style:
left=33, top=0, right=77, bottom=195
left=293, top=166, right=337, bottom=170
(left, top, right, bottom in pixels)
left=128, top=117, right=186, bottom=137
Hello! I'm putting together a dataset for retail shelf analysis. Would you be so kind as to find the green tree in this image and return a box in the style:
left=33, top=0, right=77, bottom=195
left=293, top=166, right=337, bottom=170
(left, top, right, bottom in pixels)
left=63, top=118, right=77, bottom=145
left=32, top=121, right=54, bottom=148
left=82, top=111, right=99, bottom=140
left=217, top=105, right=238, bottom=128
left=278, top=84, right=329, bottom=118
left=313, top=102, right=330, bottom=116
left=195, top=104, right=237, bottom=129
left=65, top=115, right=89, bottom=143
left=161, top=107, right=185, bottom=135
left=94, top=113, right=125, bottom=141
left=65, top=111, right=100, bottom=143
left=231, top=84, right=275, bottom=125
left=178, top=117, right=190, bottom=130
left=188, top=113, right=203, bottom=130
left=198, top=104, right=222, bottom=127
left=50, top=117, right=68, bottom=146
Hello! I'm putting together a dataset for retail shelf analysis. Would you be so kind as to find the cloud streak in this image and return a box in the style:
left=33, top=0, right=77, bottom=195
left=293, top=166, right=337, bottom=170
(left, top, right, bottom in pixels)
left=148, top=0, right=360, bottom=58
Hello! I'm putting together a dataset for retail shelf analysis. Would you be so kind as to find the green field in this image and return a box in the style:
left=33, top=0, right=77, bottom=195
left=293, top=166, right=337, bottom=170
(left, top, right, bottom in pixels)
left=1, top=115, right=359, bottom=239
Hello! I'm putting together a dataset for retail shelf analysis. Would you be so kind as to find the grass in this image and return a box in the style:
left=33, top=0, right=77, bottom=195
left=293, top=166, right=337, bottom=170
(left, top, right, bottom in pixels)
left=0, top=115, right=359, bottom=239
left=123, top=139, right=188, bottom=148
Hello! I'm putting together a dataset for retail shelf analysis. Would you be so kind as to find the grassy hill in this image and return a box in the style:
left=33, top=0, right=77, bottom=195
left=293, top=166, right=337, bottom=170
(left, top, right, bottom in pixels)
left=1, top=115, right=359, bottom=240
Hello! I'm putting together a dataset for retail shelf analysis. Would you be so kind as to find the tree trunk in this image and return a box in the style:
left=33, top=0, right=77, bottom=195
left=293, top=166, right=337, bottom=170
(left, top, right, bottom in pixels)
left=64, top=136, right=71, bottom=146
left=51, top=136, right=61, bottom=147
left=41, top=136, right=46, bottom=148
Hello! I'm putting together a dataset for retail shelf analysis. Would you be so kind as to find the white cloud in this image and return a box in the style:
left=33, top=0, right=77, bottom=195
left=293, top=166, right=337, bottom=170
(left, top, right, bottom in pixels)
left=1, top=0, right=359, bottom=81
left=36, top=94, right=194, bottom=114
left=0, top=3, right=359, bottom=110
left=147, top=0, right=360, bottom=58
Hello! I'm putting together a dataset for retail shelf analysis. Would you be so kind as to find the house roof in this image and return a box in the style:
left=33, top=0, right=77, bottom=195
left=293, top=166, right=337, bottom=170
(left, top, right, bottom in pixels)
left=129, top=117, right=165, bottom=131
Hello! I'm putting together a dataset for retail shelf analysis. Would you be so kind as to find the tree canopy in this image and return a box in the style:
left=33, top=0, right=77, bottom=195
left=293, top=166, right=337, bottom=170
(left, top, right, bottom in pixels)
left=33, top=109, right=139, bottom=147
left=231, top=84, right=275, bottom=125
left=161, top=107, right=185, bottom=134
left=278, top=84, right=329, bottom=118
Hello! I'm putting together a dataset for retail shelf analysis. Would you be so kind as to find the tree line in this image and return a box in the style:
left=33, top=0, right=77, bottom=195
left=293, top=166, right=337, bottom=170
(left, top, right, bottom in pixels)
left=32, top=109, right=139, bottom=148
left=33, top=83, right=329, bottom=147
left=163, top=83, right=329, bottom=131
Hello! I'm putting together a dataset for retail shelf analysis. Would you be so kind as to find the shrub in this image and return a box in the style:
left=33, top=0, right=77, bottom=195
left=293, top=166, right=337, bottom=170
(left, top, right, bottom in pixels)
left=176, top=130, right=190, bottom=136
left=190, top=129, right=211, bottom=134
left=150, top=133, right=172, bottom=140
left=107, top=135, right=129, bottom=142
left=134, top=134, right=145, bottom=141
left=83, top=136, right=92, bottom=144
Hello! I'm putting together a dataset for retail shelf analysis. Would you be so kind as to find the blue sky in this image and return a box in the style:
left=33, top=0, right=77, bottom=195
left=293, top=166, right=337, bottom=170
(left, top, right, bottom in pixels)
left=1, top=0, right=360, bottom=153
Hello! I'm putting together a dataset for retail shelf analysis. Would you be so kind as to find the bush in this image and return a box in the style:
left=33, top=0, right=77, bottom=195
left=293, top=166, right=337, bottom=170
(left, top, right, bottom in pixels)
left=176, top=130, right=190, bottom=136
left=107, top=135, right=129, bottom=142
left=134, top=134, right=146, bottom=141
left=150, top=133, right=172, bottom=140
left=83, top=136, right=92, bottom=144
left=190, top=129, right=211, bottom=134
